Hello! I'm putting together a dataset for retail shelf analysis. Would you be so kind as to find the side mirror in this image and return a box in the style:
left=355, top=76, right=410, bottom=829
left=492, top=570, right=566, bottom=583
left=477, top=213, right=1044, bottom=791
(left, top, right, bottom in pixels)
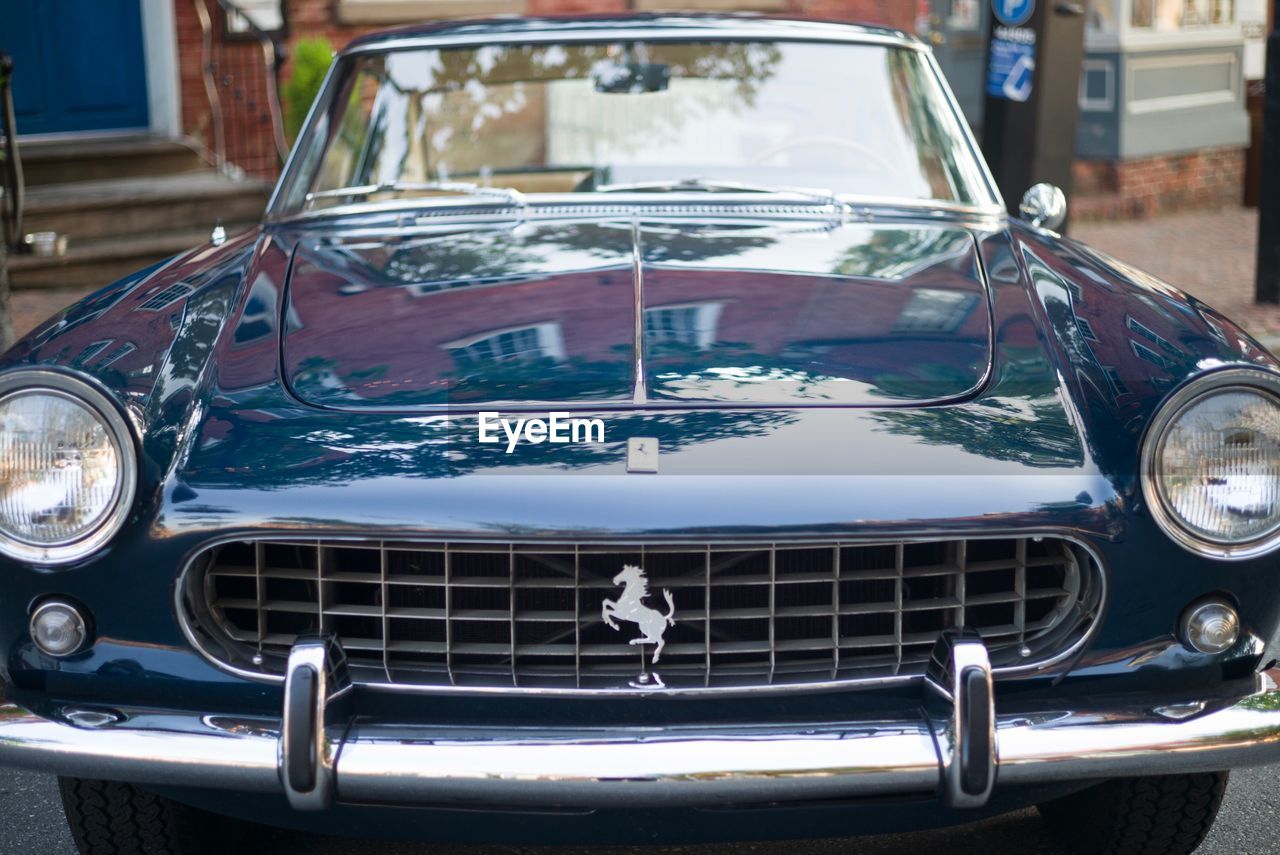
left=1019, top=184, right=1068, bottom=231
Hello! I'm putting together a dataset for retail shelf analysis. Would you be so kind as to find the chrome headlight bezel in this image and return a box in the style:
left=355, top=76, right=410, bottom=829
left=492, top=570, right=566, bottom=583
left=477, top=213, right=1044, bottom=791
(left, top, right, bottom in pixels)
left=1141, top=367, right=1280, bottom=561
left=0, top=370, right=138, bottom=565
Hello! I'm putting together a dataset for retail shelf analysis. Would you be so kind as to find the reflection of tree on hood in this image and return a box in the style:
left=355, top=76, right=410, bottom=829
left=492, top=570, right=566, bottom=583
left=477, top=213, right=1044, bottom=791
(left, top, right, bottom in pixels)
left=380, top=231, right=544, bottom=285
left=832, top=227, right=971, bottom=280
left=870, top=347, right=1085, bottom=468
left=872, top=396, right=1084, bottom=468
left=308, top=220, right=787, bottom=292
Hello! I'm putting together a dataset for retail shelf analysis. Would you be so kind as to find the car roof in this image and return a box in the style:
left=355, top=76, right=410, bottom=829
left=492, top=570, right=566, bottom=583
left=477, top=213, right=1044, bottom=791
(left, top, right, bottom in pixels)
left=342, top=13, right=921, bottom=55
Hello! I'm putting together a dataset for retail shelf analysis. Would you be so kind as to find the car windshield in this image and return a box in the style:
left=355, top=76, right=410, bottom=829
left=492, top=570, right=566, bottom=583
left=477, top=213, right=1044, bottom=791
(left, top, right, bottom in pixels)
left=279, top=39, right=996, bottom=214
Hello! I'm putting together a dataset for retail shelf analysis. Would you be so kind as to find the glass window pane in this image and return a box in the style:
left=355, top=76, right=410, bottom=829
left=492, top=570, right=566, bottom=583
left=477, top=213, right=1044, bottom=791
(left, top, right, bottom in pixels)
left=289, top=41, right=995, bottom=211
left=1154, top=0, right=1184, bottom=29
left=1088, top=0, right=1118, bottom=33
left=1184, top=0, right=1211, bottom=26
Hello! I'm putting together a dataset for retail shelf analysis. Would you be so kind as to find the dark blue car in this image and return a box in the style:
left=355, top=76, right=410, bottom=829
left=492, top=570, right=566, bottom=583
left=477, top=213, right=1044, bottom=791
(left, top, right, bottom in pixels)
left=2, top=15, right=1280, bottom=855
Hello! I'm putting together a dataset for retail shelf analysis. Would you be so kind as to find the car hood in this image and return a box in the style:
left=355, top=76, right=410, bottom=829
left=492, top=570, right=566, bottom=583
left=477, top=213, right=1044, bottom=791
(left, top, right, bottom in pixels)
left=281, top=219, right=992, bottom=410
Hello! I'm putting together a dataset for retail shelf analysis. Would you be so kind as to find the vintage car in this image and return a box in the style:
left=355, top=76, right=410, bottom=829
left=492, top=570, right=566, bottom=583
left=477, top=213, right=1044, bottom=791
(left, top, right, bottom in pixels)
left=2, top=13, right=1280, bottom=855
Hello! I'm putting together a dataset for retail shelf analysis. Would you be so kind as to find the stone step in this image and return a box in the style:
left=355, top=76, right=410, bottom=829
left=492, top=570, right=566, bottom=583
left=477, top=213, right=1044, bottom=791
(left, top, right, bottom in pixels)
left=8, top=224, right=260, bottom=290
left=20, top=172, right=269, bottom=244
left=17, top=135, right=211, bottom=186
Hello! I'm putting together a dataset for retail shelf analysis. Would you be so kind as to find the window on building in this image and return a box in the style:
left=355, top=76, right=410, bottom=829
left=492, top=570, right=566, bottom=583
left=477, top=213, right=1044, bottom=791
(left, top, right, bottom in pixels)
left=1131, top=0, right=1236, bottom=29
left=1103, top=366, right=1131, bottom=397
left=224, top=0, right=285, bottom=35
left=138, top=282, right=194, bottom=312
left=633, top=0, right=786, bottom=9
left=1125, top=315, right=1181, bottom=356
left=446, top=323, right=566, bottom=366
left=645, top=303, right=723, bottom=352
left=1131, top=339, right=1169, bottom=368
left=337, top=0, right=524, bottom=25
left=98, top=342, right=137, bottom=368
left=72, top=340, right=113, bottom=367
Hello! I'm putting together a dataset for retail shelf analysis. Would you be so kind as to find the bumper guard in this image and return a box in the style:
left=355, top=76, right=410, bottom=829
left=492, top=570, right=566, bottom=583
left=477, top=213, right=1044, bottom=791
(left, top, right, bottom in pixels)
left=3, top=632, right=1280, bottom=810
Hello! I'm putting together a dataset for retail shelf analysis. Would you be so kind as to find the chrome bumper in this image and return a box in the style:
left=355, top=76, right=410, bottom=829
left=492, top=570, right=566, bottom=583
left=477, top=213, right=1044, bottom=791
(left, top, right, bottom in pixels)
left=3, top=637, right=1280, bottom=811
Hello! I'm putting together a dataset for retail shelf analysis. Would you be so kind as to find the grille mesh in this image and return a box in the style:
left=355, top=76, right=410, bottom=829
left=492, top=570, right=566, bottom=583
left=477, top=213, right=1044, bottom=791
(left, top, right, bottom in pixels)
left=186, top=537, right=1101, bottom=691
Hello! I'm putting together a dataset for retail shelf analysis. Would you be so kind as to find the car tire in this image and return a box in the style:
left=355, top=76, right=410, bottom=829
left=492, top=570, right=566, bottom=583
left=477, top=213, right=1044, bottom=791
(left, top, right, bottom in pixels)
left=58, top=777, right=244, bottom=855
left=1037, top=772, right=1229, bottom=855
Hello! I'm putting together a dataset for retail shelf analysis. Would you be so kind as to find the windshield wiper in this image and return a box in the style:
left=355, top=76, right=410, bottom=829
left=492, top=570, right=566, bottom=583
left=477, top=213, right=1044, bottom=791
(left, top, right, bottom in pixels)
left=594, top=177, right=849, bottom=210
left=305, top=180, right=528, bottom=210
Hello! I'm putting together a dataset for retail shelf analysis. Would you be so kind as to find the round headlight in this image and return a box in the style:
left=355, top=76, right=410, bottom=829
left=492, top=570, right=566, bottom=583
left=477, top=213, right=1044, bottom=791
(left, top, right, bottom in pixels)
left=1143, top=368, right=1280, bottom=559
left=0, top=372, right=136, bottom=564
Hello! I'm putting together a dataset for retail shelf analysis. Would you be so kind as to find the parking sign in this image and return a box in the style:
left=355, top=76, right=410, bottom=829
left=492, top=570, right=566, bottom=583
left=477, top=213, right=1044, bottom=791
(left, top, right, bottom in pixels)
left=992, top=0, right=1035, bottom=26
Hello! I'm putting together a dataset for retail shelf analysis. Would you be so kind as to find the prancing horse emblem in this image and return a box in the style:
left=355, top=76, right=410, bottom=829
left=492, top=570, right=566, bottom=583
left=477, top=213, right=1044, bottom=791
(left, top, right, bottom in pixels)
left=602, top=565, right=676, bottom=664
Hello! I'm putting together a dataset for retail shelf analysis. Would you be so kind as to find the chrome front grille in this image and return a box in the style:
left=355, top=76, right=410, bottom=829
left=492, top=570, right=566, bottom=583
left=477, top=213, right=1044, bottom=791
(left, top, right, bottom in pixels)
left=183, top=537, right=1102, bottom=692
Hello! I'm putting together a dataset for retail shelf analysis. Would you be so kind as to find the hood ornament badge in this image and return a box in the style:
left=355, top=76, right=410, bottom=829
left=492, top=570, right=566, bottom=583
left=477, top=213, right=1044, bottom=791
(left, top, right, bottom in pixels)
left=602, top=564, right=675, bottom=688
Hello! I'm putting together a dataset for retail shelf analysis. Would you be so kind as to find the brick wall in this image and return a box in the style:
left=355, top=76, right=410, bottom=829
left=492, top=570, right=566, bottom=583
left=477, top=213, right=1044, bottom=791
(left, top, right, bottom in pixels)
left=1072, top=148, right=1245, bottom=221
left=173, top=0, right=913, bottom=178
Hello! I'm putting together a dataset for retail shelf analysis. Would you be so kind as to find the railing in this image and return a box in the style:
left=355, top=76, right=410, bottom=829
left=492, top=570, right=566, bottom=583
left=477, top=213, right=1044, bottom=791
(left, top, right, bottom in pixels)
left=194, top=0, right=289, bottom=179
left=0, top=50, right=23, bottom=253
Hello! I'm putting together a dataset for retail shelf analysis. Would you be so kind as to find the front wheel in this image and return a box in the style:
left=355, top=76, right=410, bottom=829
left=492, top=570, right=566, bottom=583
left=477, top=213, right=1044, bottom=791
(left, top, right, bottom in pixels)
left=1037, top=772, right=1228, bottom=855
left=58, top=777, right=247, bottom=855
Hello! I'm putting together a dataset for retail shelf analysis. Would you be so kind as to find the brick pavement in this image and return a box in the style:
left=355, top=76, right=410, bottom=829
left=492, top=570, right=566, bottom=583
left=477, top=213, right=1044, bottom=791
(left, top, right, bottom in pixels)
left=1073, top=207, right=1280, bottom=347
left=4, top=207, right=1278, bottom=347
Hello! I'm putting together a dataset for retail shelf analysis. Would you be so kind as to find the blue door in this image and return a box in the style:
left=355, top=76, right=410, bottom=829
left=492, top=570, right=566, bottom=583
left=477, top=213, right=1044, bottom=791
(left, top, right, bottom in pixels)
left=0, top=0, right=150, bottom=135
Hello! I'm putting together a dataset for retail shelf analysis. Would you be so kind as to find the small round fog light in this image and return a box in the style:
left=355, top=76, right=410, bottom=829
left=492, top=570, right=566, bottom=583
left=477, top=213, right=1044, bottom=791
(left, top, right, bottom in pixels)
left=30, top=600, right=88, bottom=657
left=1181, top=600, right=1240, bottom=655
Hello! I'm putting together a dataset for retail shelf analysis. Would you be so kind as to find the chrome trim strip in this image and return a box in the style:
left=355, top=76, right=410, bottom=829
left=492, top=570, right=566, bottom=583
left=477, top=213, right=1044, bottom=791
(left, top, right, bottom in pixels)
left=174, top=530, right=1109, bottom=698
left=271, top=193, right=1007, bottom=227
left=3, top=676, right=1279, bottom=806
left=0, top=369, right=140, bottom=566
left=342, top=25, right=929, bottom=57
left=279, top=380, right=994, bottom=415
left=1140, top=366, right=1280, bottom=561
left=918, top=49, right=1005, bottom=213
left=630, top=218, right=647, bottom=405
left=264, top=57, right=340, bottom=216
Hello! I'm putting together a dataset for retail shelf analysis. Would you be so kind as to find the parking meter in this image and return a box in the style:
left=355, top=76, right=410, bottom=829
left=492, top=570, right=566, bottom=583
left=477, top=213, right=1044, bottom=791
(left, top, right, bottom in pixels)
left=980, top=0, right=1086, bottom=229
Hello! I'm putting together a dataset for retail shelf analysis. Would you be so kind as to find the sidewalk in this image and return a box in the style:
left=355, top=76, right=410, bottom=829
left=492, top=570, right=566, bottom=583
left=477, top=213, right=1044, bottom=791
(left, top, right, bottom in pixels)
left=5, top=207, right=1279, bottom=349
